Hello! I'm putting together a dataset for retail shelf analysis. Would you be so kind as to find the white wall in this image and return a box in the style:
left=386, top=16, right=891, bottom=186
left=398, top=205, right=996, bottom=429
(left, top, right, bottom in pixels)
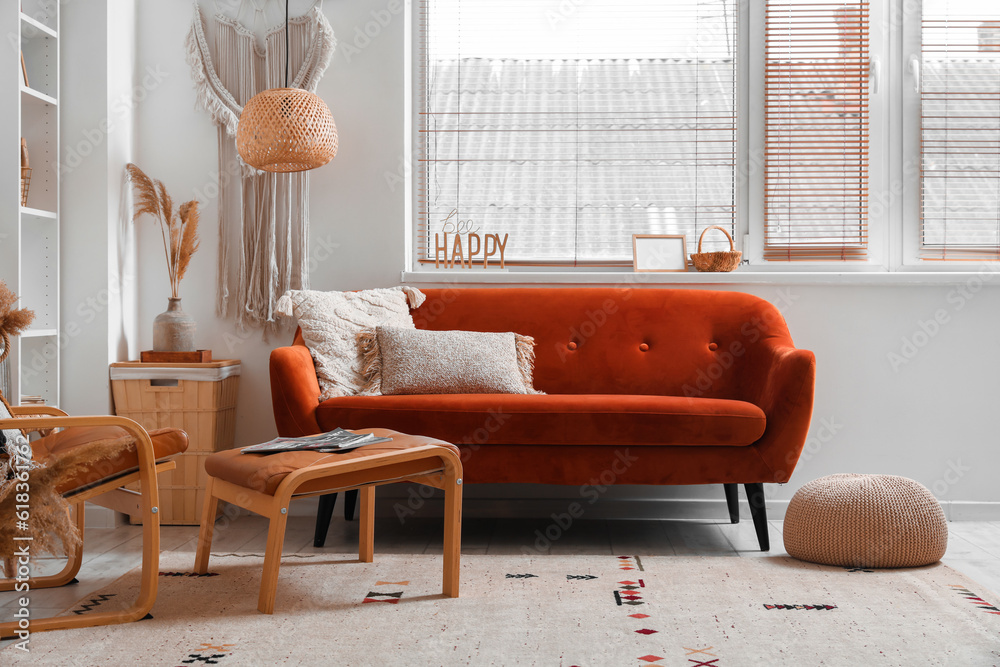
left=127, top=1, right=407, bottom=463
left=60, top=1, right=1000, bottom=517
left=107, top=0, right=139, bottom=363
left=61, top=0, right=137, bottom=417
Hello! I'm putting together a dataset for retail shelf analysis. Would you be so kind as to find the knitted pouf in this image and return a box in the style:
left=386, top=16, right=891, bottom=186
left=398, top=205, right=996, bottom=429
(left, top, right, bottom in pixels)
left=783, top=474, right=948, bottom=568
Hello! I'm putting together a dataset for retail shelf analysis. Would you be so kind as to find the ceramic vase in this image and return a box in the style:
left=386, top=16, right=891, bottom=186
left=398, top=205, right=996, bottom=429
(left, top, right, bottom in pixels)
left=153, top=297, right=195, bottom=352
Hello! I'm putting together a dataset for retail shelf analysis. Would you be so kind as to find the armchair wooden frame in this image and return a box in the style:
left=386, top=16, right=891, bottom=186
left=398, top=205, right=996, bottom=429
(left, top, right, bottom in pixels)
left=194, top=444, right=463, bottom=614
left=0, top=407, right=175, bottom=637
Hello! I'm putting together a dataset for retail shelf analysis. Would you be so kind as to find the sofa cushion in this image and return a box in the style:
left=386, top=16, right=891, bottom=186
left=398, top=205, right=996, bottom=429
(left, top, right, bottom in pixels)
left=275, top=286, right=426, bottom=400
left=359, top=326, right=541, bottom=395
left=316, top=394, right=766, bottom=447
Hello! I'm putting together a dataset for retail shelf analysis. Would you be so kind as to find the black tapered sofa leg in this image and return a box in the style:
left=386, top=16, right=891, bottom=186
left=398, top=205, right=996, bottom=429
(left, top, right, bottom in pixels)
left=343, top=488, right=359, bottom=520
left=744, top=483, right=770, bottom=551
left=313, top=493, right=338, bottom=547
left=723, top=484, right=740, bottom=524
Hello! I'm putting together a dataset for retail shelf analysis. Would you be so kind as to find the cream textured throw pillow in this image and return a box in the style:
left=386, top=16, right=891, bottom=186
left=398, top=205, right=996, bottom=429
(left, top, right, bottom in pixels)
left=358, top=326, right=541, bottom=395
left=276, top=287, right=426, bottom=400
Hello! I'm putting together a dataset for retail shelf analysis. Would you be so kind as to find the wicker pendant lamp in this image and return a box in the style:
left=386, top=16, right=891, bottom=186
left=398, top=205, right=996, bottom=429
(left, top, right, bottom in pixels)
left=236, top=0, right=338, bottom=173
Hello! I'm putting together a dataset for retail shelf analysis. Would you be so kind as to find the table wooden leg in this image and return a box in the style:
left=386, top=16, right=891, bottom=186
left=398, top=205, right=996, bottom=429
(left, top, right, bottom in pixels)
left=442, top=474, right=462, bottom=598
left=194, top=477, right=219, bottom=574
left=257, top=505, right=289, bottom=614
left=359, top=486, right=375, bottom=563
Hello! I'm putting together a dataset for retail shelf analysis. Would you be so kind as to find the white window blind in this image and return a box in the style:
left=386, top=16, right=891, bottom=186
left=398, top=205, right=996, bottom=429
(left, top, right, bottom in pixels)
left=763, top=0, right=870, bottom=261
left=920, top=1, right=1000, bottom=260
left=417, top=0, right=739, bottom=267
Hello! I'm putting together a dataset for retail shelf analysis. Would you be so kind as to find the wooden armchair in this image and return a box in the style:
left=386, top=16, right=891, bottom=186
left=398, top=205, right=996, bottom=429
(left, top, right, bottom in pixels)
left=0, top=405, right=187, bottom=636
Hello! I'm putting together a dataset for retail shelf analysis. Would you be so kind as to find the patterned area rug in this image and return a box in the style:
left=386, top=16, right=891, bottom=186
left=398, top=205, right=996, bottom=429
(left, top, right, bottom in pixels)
left=3, top=553, right=999, bottom=665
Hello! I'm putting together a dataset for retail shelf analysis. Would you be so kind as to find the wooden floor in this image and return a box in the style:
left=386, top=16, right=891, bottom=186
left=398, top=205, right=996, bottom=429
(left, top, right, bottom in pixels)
left=4, top=506, right=1000, bottom=629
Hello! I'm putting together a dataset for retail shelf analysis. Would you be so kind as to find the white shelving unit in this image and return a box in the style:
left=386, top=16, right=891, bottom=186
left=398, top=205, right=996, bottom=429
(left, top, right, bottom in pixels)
left=1, top=1, right=59, bottom=407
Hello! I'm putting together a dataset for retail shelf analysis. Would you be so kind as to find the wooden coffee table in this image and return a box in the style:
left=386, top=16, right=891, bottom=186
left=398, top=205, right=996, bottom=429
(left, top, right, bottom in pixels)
left=194, top=429, right=463, bottom=613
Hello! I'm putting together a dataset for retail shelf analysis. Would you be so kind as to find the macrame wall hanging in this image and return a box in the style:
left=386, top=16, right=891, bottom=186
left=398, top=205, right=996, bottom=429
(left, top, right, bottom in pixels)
left=185, top=0, right=336, bottom=334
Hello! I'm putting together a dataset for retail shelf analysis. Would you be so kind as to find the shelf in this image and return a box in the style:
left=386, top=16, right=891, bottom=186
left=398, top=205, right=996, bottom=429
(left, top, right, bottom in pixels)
left=12, top=0, right=60, bottom=411
left=20, top=206, right=56, bottom=220
left=20, top=13, right=57, bottom=39
left=20, top=85, right=57, bottom=107
left=21, top=329, right=57, bottom=338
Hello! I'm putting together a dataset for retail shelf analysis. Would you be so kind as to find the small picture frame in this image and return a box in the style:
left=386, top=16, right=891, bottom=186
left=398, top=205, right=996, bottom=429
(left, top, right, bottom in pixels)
left=632, top=234, right=689, bottom=272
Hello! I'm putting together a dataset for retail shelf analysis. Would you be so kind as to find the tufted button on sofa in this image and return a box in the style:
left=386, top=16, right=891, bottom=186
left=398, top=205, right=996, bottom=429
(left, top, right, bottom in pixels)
left=269, top=288, right=816, bottom=550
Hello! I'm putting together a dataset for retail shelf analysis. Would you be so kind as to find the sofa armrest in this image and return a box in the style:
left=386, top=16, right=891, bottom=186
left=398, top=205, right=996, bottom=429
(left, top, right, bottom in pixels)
left=269, top=345, right=322, bottom=437
left=745, top=340, right=816, bottom=483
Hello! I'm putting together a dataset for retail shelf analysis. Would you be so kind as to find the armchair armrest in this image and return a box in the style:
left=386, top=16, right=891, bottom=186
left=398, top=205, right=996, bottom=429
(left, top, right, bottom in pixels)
left=269, top=344, right=322, bottom=437
left=8, top=405, right=69, bottom=417
left=744, top=339, right=816, bottom=483
left=0, top=414, right=151, bottom=442
left=8, top=405, right=69, bottom=436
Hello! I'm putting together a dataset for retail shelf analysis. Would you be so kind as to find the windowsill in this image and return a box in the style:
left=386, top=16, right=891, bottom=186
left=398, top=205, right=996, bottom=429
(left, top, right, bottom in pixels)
left=402, top=268, right=1000, bottom=286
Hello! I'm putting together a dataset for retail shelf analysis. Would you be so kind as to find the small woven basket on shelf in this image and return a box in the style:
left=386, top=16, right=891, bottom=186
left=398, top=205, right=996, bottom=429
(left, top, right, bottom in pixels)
left=19, top=167, right=31, bottom=207
left=690, top=225, right=742, bottom=272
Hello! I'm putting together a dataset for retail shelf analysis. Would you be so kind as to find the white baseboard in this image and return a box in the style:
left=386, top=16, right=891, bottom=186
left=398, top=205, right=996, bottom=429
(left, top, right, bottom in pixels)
left=945, top=501, right=1000, bottom=521
left=375, top=496, right=1000, bottom=522
left=83, top=503, right=117, bottom=528
left=87, top=495, right=1000, bottom=526
left=381, top=496, right=787, bottom=521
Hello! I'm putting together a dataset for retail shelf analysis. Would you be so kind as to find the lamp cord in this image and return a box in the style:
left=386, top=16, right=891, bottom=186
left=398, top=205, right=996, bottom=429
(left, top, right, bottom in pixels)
left=285, top=0, right=290, bottom=87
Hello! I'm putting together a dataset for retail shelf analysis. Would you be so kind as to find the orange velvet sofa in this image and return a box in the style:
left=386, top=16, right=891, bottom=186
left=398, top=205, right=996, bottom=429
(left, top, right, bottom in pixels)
left=269, top=288, right=816, bottom=550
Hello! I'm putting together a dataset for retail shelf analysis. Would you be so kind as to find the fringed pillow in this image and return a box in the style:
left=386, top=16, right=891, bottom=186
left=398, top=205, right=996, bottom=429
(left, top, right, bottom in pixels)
left=276, top=287, right=426, bottom=400
left=358, top=326, right=542, bottom=396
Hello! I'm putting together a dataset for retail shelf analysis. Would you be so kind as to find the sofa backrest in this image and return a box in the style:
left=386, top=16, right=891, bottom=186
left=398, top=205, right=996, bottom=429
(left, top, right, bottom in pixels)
left=410, top=288, right=793, bottom=399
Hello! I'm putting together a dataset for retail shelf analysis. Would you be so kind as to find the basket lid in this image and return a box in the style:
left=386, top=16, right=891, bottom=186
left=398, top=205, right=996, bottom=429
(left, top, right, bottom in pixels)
left=110, top=360, right=241, bottom=382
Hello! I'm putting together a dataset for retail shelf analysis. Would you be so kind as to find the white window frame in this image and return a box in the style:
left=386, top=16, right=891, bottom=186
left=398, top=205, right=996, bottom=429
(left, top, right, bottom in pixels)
left=745, top=0, right=890, bottom=271
left=897, top=0, right=922, bottom=269
left=895, top=0, right=1000, bottom=271
left=403, top=0, right=1000, bottom=280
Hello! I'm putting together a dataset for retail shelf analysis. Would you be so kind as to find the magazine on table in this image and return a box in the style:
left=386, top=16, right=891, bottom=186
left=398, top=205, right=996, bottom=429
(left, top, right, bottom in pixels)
left=242, top=428, right=392, bottom=454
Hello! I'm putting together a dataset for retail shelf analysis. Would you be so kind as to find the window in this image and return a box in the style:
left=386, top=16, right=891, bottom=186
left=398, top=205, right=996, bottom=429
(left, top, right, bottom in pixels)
left=919, top=1, right=1000, bottom=260
left=763, top=1, right=870, bottom=261
left=416, top=0, right=739, bottom=266
left=412, top=0, right=1000, bottom=270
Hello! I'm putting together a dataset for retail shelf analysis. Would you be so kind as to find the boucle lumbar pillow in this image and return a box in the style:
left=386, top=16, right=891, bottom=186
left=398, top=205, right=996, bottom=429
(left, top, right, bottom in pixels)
left=276, top=287, right=426, bottom=400
left=358, top=326, right=542, bottom=395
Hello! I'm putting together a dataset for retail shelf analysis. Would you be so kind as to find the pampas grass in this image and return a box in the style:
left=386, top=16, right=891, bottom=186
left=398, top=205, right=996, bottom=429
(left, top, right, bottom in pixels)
left=126, top=163, right=200, bottom=299
left=0, top=280, right=34, bottom=363
left=0, top=281, right=34, bottom=341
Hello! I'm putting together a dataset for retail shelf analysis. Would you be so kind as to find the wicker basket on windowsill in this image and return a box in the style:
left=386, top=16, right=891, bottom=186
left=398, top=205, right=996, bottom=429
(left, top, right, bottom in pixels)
left=691, top=225, right=742, bottom=272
